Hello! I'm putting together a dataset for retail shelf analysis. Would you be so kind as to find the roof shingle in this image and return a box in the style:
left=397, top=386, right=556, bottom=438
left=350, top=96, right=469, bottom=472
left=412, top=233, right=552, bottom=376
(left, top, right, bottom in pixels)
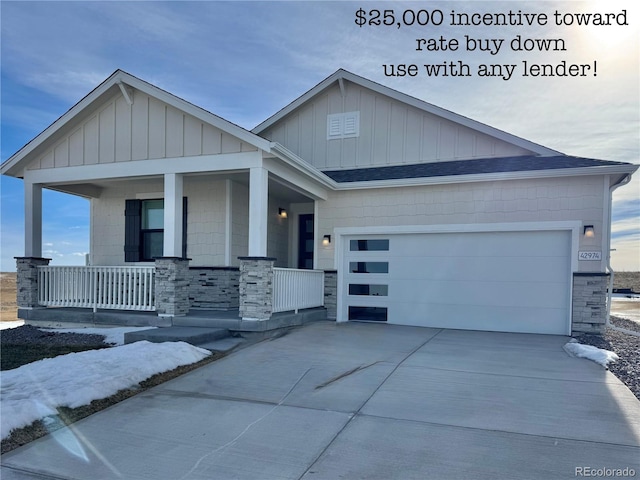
left=322, top=155, right=631, bottom=183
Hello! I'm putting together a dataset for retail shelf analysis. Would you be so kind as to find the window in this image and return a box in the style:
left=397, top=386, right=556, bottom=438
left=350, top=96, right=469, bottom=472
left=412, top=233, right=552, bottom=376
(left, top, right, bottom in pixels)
left=141, top=200, right=164, bottom=261
left=327, top=112, right=360, bottom=140
left=124, top=198, right=187, bottom=262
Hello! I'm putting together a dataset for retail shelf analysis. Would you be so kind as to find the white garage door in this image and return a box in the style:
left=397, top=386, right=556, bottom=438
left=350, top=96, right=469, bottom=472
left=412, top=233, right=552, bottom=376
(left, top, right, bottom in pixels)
left=341, top=230, right=572, bottom=335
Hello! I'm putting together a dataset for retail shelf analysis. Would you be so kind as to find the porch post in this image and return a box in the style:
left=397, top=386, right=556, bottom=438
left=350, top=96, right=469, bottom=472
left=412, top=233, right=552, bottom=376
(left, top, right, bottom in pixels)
left=15, top=257, right=50, bottom=309
left=238, top=256, right=275, bottom=321
left=163, top=173, right=184, bottom=258
left=224, top=179, right=233, bottom=265
left=248, top=167, right=268, bottom=257
left=155, top=257, right=191, bottom=320
left=24, top=181, right=43, bottom=257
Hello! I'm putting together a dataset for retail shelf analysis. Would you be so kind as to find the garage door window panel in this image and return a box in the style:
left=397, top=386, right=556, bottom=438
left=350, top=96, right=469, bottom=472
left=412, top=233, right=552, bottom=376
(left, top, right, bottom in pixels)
left=350, top=239, right=389, bottom=251
left=348, top=284, right=388, bottom=296
left=349, top=262, right=389, bottom=274
left=348, top=306, right=388, bottom=322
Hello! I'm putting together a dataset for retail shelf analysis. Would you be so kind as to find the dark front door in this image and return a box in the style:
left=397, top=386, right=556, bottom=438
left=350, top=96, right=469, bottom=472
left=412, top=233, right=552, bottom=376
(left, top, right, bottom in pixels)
left=298, top=214, right=314, bottom=269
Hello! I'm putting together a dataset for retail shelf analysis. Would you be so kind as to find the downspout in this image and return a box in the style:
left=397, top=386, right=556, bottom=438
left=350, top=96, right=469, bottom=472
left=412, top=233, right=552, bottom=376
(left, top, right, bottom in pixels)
left=605, top=174, right=640, bottom=337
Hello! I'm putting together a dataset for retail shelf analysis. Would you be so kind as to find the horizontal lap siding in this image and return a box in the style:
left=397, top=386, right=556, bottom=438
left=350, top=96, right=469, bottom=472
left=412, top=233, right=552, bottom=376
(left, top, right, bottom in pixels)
left=91, top=177, right=229, bottom=266
left=317, top=176, right=605, bottom=271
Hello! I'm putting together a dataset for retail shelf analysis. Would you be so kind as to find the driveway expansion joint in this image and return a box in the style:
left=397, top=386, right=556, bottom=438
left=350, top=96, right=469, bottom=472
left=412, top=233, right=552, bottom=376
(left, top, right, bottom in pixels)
left=356, top=412, right=640, bottom=449
left=296, top=328, right=446, bottom=480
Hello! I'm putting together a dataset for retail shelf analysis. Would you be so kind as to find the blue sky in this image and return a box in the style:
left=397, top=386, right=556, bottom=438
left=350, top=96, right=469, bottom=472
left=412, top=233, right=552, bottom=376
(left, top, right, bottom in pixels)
left=1, top=0, right=638, bottom=270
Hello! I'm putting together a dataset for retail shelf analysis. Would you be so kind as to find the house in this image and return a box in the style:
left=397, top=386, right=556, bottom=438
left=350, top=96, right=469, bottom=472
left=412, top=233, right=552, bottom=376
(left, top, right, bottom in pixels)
left=3, top=69, right=637, bottom=335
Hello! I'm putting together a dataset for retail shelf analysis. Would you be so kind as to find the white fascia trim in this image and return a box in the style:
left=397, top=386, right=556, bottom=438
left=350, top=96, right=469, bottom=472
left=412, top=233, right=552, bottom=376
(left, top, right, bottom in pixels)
left=119, top=73, right=273, bottom=152
left=263, top=158, right=329, bottom=201
left=334, top=221, right=582, bottom=237
left=23, top=151, right=263, bottom=185
left=338, top=71, right=561, bottom=156
left=267, top=142, right=337, bottom=188
left=253, top=69, right=560, bottom=157
left=253, top=72, right=343, bottom=134
left=2, top=70, right=272, bottom=177
left=1, top=72, right=123, bottom=176
left=331, top=165, right=639, bottom=191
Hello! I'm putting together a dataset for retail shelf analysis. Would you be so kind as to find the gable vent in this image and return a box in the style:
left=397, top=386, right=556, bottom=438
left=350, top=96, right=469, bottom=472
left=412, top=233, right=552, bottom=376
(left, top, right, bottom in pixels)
left=327, top=112, right=360, bottom=140
left=328, top=116, right=343, bottom=137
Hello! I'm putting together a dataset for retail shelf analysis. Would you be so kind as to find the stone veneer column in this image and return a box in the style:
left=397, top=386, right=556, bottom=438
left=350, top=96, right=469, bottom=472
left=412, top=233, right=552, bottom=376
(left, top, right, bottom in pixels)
left=155, top=257, right=191, bottom=317
left=572, top=273, right=610, bottom=335
left=238, top=257, right=275, bottom=321
left=324, top=270, right=338, bottom=320
left=15, top=257, right=51, bottom=308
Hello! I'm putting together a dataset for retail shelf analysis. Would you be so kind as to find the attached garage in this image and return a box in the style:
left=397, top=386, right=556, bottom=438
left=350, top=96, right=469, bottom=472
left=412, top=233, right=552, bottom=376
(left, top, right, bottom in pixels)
left=340, top=229, right=573, bottom=335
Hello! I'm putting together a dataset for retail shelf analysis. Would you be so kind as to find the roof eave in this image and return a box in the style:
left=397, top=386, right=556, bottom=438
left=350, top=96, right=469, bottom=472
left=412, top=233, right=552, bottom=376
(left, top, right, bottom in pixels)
left=252, top=69, right=561, bottom=157
left=330, top=164, right=639, bottom=190
left=1, top=70, right=273, bottom=178
left=1, top=70, right=127, bottom=178
left=268, top=142, right=337, bottom=189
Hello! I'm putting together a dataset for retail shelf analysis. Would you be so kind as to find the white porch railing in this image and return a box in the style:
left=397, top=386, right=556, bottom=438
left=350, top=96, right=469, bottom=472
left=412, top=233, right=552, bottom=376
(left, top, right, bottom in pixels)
left=38, top=266, right=155, bottom=311
left=272, top=268, right=324, bottom=313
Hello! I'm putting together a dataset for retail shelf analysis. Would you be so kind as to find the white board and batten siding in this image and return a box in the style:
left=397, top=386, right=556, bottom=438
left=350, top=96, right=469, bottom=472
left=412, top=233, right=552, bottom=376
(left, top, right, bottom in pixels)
left=260, top=81, right=534, bottom=170
left=339, top=229, right=574, bottom=335
left=27, top=91, right=257, bottom=170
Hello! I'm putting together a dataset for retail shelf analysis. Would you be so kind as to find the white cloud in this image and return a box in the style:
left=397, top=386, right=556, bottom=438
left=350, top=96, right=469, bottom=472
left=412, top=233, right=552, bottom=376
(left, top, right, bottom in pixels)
left=611, top=234, right=640, bottom=271
left=1, top=0, right=638, bottom=274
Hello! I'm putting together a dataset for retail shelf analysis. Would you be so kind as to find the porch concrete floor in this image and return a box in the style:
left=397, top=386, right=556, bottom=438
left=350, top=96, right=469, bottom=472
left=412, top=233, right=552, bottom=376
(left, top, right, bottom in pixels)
left=21, top=306, right=328, bottom=332
left=124, top=326, right=231, bottom=345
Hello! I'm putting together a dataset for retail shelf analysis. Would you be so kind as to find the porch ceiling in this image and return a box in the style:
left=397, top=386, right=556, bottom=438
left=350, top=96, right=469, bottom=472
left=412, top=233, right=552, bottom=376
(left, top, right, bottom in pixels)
left=47, top=172, right=313, bottom=204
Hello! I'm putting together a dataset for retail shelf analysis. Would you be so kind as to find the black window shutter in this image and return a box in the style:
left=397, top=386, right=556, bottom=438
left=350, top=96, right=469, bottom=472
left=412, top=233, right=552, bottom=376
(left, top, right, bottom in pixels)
left=124, top=199, right=142, bottom=262
left=182, top=196, right=188, bottom=258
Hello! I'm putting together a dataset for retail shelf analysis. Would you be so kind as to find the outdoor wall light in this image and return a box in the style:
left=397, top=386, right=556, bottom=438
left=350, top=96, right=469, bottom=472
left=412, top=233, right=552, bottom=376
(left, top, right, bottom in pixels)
left=278, top=208, right=288, bottom=219
left=322, top=235, right=331, bottom=246
left=583, top=225, right=595, bottom=238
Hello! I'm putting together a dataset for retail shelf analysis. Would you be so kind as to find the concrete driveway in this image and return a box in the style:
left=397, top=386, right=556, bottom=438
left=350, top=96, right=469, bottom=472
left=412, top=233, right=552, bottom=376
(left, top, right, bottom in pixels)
left=2, top=322, right=639, bottom=479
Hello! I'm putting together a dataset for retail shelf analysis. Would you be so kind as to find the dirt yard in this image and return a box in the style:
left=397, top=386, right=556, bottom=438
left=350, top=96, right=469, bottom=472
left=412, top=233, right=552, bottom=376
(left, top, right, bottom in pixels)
left=0, top=272, right=18, bottom=323
left=614, top=272, right=640, bottom=293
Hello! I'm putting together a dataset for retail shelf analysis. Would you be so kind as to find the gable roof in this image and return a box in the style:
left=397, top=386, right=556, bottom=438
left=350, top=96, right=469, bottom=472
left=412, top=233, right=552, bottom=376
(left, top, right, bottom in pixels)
left=252, top=69, right=561, bottom=157
left=1, top=70, right=273, bottom=177
left=324, top=156, right=635, bottom=183
left=2, top=69, right=636, bottom=189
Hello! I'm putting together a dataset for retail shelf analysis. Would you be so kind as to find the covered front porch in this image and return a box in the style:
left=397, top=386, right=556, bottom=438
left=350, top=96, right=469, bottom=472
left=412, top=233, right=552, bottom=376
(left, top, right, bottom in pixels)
left=16, top=158, right=335, bottom=327
left=6, top=70, right=338, bottom=328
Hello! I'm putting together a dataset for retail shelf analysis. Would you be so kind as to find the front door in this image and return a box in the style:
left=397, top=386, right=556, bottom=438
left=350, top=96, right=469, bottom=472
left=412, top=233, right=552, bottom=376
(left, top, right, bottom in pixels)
left=298, top=214, right=314, bottom=269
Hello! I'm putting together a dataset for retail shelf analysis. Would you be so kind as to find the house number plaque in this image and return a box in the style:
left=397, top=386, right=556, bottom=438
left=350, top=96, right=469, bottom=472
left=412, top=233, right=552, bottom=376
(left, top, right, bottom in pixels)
left=578, top=251, right=602, bottom=261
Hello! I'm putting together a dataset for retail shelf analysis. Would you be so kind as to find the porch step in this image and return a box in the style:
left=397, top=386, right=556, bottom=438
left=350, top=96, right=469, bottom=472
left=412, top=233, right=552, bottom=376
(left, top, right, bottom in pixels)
left=124, top=327, right=230, bottom=346
left=196, top=337, right=246, bottom=353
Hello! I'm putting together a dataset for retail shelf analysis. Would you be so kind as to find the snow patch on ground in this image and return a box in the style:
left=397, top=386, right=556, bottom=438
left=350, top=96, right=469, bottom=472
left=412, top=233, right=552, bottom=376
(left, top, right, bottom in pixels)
left=0, top=341, right=211, bottom=440
left=0, top=320, right=24, bottom=330
left=39, top=326, right=157, bottom=346
left=564, top=341, right=619, bottom=367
